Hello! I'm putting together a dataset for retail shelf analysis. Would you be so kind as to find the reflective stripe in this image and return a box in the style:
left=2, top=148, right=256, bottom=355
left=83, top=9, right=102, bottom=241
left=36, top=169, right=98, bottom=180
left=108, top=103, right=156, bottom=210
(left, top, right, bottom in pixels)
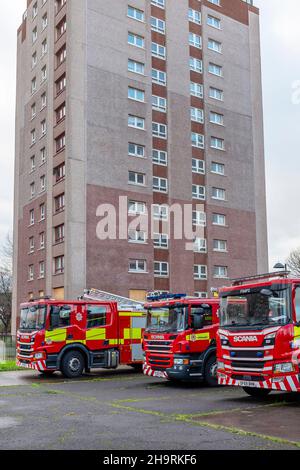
left=186, top=332, right=210, bottom=341
left=119, top=312, right=146, bottom=317
left=66, top=340, right=87, bottom=345
left=45, top=329, right=67, bottom=342
left=124, top=328, right=142, bottom=340
left=86, top=328, right=106, bottom=340
left=294, top=326, right=300, bottom=339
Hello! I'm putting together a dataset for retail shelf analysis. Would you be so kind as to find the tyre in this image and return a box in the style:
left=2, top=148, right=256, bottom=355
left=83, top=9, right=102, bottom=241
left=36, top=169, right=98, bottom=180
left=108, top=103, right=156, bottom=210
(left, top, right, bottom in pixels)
left=204, top=355, right=218, bottom=387
left=60, top=350, right=85, bottom=378
left=243, top=387, right=271, bottom=398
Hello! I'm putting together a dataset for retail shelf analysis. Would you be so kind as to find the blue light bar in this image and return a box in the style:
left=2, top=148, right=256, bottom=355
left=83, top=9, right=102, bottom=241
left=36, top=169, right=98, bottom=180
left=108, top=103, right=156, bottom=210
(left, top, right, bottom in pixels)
left=146, top=293, right=187, bottom=302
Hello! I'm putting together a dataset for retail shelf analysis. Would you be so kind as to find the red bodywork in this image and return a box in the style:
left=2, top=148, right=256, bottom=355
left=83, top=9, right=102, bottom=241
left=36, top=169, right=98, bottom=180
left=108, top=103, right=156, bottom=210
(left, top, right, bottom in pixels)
left=16, top=299, right=146, bottom=374
left=143, top=298, right=219, bottom=382
left=217, top=277, right=300, bottom=393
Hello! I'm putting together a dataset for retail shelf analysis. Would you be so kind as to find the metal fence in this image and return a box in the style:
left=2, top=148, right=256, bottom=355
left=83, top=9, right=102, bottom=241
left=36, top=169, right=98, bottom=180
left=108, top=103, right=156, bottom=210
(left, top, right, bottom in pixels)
left=0, top=335, right=16, bottom=362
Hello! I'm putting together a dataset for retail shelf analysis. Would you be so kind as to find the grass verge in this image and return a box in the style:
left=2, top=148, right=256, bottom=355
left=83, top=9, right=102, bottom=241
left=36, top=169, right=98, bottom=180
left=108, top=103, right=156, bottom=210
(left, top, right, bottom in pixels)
left=0, top=361, right=23, bottom=372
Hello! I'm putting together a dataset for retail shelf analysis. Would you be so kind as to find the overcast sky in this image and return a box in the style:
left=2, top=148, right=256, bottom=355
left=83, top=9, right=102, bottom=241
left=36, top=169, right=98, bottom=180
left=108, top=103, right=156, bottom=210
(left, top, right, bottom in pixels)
left=0, top=0, right=300, bottom=270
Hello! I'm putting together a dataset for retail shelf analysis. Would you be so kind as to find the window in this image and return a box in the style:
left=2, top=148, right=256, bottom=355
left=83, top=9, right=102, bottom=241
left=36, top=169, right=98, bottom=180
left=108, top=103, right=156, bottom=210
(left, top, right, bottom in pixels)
left=193, top=211, right=206, bottom=227
left=189, top=33, right=202, bottom=49
left=208, top=0, right=221, bottom=5
left=128, top=171, right=145, bottom=186
left=32, top=52, right=37, bottom=69
left=54, top=224, right=65, bottom=244
left=188, top=8, right=201, bottom=24
left=30, top=182, right=35, bottom=198
left=152, top=95, right=167, bottom=112
left=214, top=266, right=228, bottom=279
left=190, top=57, right=203, bottom=73
left=194, top=292, right=208, bottom=299
left=128, top=59, right=145, bottom=75
left=55, top=0, right=66, bottom=14
left=191, top=107, right=204, bottom=123
left=40, top=175, right=46, bottom=192
left=40, top=232, right=45, bottom=250
left=40, top=203, right=46, bottom=221
left=151, top=17, right=165, bottom=34
left=30, top=155, right=36, bottom=172
left=212, top=187, right=226, bottom=200
left=128, top=87, right=145, bottom=102
left=42, top=13, right=48, bottom=30
left=209, top=63, right=223, bottom=77
left=295, top=287, right=300, bottom=322
left=128, top=200, right=146, bottom=215
left=152, top=69, right=166, bottom=86
left=152, top=42, right=166, bottom=59
left=128, top=230, right=147, bottom=244
left=29, top=237, right=35, bottom=253
left=56, top=18, right=67, bottom=40
left=31, top=103, right=36, bottom=119
left=40, top=147, right=46, bottom=164
left=54, top=256, right=64, bottom=275
left=152, top=122, right=167, bottom=139
left=54, top=162, right=66, bottom=182
left=191, top=132, right=204, bottom=149
left=207, top=15, right=221, bottom=29
left=31, top=129, right=36, bottom=145
left=32, top=27, right=38, bottom=44
left=55, top=193, right=65, bottom=213
left=56, top=46, right=66, bottom=67
left=28, top=265, right=34, bottom=281
left=194, top=238, right=207, bottom=253
left=190, top=82, right=203, bottom=98
left=192, top=185, right=206, bottom=200
left=30, top=210, right=35, bottom=226
left=211, top=137, right=225, bottom=150
left=128, top=115, right=145, bottom=130
left=39, top=261, right=45, bottom=279
left=128, top=6, right=144, bottom=22
left=56, top=133, right=66, bottom=152
left=50, top=304, right=71, bottom=328
left=153, top=176, right=168, bottom=193
left=56, top=103, right=66, bottom=123
left=213, top=240, right=227, bottom=252
left=128, top=32, right=145, bottom=48
left=213, top=213, right=226, bottom=226
left=209, top=87, right=223, bottom=101
left=32, top=3, right=38, bottom=19
left=211, top=162, right=225, bottom=175
left=208, top=38, right=222, bottom=53
left=194, top=265, right=207, bottom=280
left=41, top=120, right=47, bottom=137
left=31, top=77, right=37, bottom=94
left=154, top=261, right=169, bottom=277
left=87, top=305, right=108, bottom=329
left=192, top=158, right=205, bottom=175
left=151, top=0, right=165, bottom=7
left=152, top=149, right=167, bottom=166
left=41, top=65, right=47, bottom=82
left=56, top=74, right=66, bottom=95
left=154, top=233, right=168, bottom=249
left=128, top=143, right=145, bottom=158
left=210, top=111, right=224, bottom=125
left=129, top=259, right=147, bottom=273
left=153, top=204, right=168, bottom=221
left=41, top=92, right=47, bottom=109
left=41, top=39, right=48, bottom=56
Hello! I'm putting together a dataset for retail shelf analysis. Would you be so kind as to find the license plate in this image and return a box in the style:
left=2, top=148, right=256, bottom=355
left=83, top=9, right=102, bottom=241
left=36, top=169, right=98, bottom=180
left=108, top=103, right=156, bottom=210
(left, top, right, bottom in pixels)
left=237, top=380, right=258, bottom=388
left=154, top=371, right=166, bottom=378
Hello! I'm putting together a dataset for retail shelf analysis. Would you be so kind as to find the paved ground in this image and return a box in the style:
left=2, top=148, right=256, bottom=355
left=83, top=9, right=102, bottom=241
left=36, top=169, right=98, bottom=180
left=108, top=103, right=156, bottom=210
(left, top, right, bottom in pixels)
left=0, top=367, right=299, bottom=450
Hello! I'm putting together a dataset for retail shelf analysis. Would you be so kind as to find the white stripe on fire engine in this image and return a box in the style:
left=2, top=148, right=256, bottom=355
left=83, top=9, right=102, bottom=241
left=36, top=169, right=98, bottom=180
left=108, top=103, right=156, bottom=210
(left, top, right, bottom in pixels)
left=225, top=365, right=273, bottom=372
left=222, top=346, right=274, bottom=351
left=286, top=376, right=298, bottom=392
left=219, top=326, right=280, bottom=337
left=223, top=355, right=273, bottom=362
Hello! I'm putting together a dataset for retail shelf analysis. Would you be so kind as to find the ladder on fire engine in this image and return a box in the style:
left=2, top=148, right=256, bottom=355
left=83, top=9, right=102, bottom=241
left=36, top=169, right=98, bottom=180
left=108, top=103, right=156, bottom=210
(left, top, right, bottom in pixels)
left=81, top=288, right=145, bottom=311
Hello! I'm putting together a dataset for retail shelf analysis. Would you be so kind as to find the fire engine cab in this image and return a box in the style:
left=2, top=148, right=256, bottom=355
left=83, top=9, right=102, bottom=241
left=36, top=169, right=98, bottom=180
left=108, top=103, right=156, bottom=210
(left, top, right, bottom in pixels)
left=217, top=271, right=300, bottom=397
left=16, top=289, right=146, bottom=378
left=143, top=293, right=220, bottom=384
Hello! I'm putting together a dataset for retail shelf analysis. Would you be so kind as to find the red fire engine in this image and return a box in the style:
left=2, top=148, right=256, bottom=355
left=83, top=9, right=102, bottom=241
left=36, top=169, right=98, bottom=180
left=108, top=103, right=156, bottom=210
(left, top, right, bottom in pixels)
left=16, top=289, right=146, bottom=378
left=217, top=271, right=300, bottom=397
left=143, top=293, right=220, bottom=384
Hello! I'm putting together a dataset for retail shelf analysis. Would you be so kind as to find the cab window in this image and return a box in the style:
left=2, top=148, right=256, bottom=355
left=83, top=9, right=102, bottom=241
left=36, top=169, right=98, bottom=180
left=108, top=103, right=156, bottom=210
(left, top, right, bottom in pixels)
left=50, top=305, right=72, bottom=329
left=87, top=305, right=108, bottom=329
left=295, top=287, right=300, bottom=322
left=191, top=305, right=213, bottom=327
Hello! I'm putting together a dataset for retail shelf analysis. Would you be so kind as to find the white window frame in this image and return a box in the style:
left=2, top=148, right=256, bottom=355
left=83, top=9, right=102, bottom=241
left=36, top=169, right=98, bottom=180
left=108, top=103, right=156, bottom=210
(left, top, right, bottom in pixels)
left=152, top=122, right=167, bottom=139
left=192, top=185, right=206, bottom=201
left=189, top=32, right=202, bottom=49
left=128, top=115, right=145, bottom=130
left=154, top=233, right=169, bottom=249
left=212, top=187, right=226, bottom=201
left=128, top=171, right=146, bottom=186
left=152, top=42, right=166, bottom=59
left=194, top=265, right=207, bottom=281
left=128, top=143, right=145, bottom=158
left=151, top=17, right=165, bottom=34
left=128, top=59, right=145, bottom=75
left=152, top=149, right=167, bottom=166
left=152, top=69, right=167, bottom=86
left=190, top=82, right=203, bottom=98
left=154, top=261, right=169, bottom=278
left=190, top=57, right=203, bottom=74
left=192, top=158, right=205, bottom=175
left=128, top=32, right=145, bottom=49
left=153, top=176, right=168, bottom=193
left=191, top=132, right=205, bottom=149
left=191, top=107, right=204, bottom=124
left=129, top=259, right=147, bottom=273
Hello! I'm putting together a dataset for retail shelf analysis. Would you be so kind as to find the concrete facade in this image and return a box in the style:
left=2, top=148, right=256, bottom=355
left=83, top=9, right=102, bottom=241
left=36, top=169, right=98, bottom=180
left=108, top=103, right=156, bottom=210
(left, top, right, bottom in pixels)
left=12, top=0, right=268, bottom=330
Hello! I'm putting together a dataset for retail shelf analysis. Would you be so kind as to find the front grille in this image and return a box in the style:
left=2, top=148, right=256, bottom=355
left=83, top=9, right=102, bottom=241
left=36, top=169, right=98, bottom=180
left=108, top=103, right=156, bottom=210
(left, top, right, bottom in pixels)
left=231, top=361, right=265, bottom=370
left=229, top=350, right=265, bottom=359
left=148, top=355, right=171, bottom=368
left=18, top=351, right=31, bottom=357
left=145, top=340, right=172, bottom=353
left=19, top=344, right=32, bottom=351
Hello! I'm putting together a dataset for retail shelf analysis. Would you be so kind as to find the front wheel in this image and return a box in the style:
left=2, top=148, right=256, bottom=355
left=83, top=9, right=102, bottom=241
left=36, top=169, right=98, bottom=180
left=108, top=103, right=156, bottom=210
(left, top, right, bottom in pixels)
left=243, top=387, right=271, bottom=398
left=204, top=355, right=218, bottom=387
left=60, top=351, right=85, bottom=378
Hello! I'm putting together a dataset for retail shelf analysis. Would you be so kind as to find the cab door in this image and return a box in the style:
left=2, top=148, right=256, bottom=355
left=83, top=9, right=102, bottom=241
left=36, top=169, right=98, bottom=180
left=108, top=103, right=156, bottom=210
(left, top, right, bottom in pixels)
left=85, top=303, right=116, bottom=352
left=189, top=304, right=215, bottom=354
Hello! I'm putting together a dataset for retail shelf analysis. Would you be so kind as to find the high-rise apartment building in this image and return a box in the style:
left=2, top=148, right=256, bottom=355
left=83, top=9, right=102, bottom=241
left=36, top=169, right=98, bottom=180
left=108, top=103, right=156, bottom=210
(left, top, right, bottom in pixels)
left=12, top=0, right=268, bottom=330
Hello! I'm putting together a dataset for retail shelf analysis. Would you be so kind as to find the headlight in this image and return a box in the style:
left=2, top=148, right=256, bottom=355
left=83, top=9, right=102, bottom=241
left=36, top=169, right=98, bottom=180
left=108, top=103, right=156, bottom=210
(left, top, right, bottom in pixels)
left=219, top=334, right=229, bottom=346
left=34, top=353, right=44, bottom=360
left=218, top=361, right=225, bottom=370
left=263, top=332, right=276, bottom=347
left=274, top=362, right=294, bottom=373
left=174, top=358, right=190, bottom=365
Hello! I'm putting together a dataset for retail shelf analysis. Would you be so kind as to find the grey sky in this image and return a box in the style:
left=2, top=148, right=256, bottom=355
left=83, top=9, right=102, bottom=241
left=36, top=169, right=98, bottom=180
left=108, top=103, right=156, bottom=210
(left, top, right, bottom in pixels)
left=0, top=0, right=299, bottom=270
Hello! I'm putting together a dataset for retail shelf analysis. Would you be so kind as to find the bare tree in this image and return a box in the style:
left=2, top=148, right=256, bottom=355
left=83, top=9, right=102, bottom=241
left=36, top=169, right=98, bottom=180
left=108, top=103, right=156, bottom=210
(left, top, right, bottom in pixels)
left=0, top=234, right=13, bottom=334
left=0, top=234, right=13, bottom=274
left=286, top=248, right=300, bottom=277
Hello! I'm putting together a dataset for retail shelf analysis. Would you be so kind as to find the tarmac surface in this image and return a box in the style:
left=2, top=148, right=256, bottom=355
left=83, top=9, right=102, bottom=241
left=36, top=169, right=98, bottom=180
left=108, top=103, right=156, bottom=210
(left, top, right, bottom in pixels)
left=0, top=367, right=299, bottom=450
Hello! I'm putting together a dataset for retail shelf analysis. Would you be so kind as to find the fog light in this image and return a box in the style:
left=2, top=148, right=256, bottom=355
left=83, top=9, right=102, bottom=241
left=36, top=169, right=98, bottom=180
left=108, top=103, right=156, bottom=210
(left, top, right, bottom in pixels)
left=274, top=362, right=294, bottom=374
left=174, top=358, right=190, bottom=365
left=34, top=353, right=44, bottom=360
left=218, top=361, right=225, bottom=370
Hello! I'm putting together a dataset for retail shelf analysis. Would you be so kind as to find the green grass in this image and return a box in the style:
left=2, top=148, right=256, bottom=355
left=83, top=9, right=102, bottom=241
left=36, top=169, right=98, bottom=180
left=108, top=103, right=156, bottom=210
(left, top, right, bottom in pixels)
left=0, top=361, right=24, bottom=372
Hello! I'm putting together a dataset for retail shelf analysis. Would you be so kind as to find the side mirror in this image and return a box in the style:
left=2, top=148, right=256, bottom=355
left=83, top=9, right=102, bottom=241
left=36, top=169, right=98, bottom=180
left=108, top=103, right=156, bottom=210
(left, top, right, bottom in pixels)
left=192, top=314, right=205, bottom=330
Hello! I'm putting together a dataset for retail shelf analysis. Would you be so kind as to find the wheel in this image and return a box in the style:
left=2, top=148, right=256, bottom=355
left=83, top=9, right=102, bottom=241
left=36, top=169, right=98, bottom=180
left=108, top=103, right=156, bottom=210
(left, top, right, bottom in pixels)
left=243, top=387, right=271, bottom=398
left=60, top=350, right=85, bottom=378
left=204, top=355, right=218, bottom=387
left=39, top=370, right=55, bottom=376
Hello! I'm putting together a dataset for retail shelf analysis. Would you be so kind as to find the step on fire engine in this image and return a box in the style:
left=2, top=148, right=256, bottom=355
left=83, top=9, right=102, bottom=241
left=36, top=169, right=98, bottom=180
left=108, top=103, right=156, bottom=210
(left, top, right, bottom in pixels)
left=143, top=293, right=220, bottom=384
left=16, top=289, right=146, bottom=378
left=217, top=271, right=300, bottom=397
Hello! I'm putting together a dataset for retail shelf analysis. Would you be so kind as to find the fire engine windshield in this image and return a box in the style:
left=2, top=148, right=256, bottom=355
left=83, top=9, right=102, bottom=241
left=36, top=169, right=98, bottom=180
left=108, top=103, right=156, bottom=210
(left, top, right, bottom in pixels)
left=219, top=285, right=291, bottom=329
left=146, top=306, right=187, bottom=333
left=19, top=305, right=47, bottom=331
